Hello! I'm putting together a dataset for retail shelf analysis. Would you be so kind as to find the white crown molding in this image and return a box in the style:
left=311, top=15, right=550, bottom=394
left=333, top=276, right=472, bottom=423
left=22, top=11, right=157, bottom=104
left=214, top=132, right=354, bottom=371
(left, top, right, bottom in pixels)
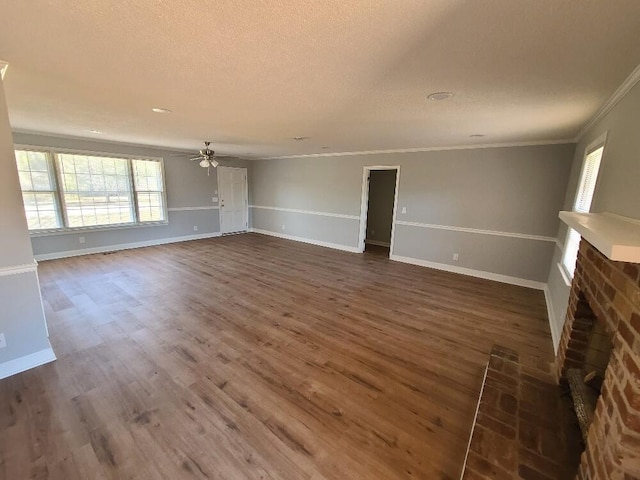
left=168, top=206, right=220, bottom=212
left=0, top=61, right=8, bottom=80
left=12, top=130, right=199, bottom=155
left=395, top=220, right=557, bottom=243
left=0, top=347, right=56, bottom=380
left=0, top=261, right=38, bottom=277
left=249, top=228, right=360, bottom=253
left=576, top=62, right=640, bottom=141
left=34, top=231, right=222, bottom=261
left=262, top=139, right=575, bottom=160
left=250, top=205, right=360, bottom=220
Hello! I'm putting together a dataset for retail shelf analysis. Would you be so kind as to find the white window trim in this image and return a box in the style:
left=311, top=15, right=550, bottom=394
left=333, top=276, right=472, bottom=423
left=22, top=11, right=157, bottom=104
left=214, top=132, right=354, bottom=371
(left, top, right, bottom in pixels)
left=15, top=144, right=169, bottom=235
left=560, top=131, right=608, bottom=279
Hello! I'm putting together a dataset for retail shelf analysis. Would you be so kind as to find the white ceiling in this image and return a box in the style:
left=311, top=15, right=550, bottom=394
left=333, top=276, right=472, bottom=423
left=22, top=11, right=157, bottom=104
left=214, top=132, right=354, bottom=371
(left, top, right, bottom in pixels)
left=1, top=1, right=640, bottom=158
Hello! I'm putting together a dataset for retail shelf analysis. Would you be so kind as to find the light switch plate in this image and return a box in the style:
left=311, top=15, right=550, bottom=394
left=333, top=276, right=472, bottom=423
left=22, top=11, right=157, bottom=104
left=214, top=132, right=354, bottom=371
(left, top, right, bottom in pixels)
left=401, top=207, right=407, bottom=214
left=212, top=196, right=218, bottom=203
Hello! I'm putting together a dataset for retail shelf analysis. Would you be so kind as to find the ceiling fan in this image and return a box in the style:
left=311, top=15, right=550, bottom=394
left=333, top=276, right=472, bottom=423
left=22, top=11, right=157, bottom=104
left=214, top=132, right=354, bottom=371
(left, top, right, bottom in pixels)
left=190, top=141, right=227, bottom=175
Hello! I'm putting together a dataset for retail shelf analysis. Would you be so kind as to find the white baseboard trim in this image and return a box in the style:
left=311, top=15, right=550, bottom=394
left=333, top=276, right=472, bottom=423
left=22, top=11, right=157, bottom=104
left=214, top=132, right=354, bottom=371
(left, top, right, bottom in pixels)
left=0, top=347, right=56, bottom=380
left=544, top=286, right=561, bottom=355
left=249, top=228, right=360, bottom=253
left=365, top=240, right=391, bottom=247
left=34, top=232, right=222, bottom=261
left=389, top=254, right=546, bottom=290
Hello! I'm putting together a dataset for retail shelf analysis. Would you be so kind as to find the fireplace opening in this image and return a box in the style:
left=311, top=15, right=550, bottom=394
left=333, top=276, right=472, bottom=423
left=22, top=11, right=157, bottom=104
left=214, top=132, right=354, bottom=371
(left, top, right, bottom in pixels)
left=564, top=292, right=614, bottom=444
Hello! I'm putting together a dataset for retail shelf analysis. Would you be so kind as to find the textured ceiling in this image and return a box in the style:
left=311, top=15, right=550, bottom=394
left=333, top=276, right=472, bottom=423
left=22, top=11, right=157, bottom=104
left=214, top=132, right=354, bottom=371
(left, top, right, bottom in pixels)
left=1, top=0, right=640, bottom=158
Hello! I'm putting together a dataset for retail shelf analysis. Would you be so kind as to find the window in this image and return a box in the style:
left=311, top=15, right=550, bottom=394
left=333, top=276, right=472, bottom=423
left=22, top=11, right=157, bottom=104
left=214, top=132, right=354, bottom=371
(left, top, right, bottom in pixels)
left=132, top=159, right=166, bottom=222
left=15, top=150, right=62, bottom=230
left=561, top=138, right=605, bottom=277
left=15, top=148, right=166, bottom=232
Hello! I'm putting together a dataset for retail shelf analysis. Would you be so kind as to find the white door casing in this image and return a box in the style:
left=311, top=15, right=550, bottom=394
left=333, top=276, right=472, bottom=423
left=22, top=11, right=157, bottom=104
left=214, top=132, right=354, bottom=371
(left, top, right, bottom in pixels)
left=357, top=166, right=400, bottom=255
left=218, top=167, right=248, bottom=234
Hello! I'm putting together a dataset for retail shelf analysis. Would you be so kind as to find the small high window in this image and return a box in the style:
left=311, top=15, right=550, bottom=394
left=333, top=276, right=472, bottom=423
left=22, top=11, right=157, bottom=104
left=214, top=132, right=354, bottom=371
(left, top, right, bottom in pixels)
left=561, top=136, right=605, bottom=277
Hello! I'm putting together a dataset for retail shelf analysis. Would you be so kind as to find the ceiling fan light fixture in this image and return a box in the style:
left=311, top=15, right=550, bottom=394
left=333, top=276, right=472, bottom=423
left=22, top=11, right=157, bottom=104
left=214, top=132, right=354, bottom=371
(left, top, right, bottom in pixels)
left=199, top=159, right=210, bottom=168
left=210, top=159, right=219, bottom=168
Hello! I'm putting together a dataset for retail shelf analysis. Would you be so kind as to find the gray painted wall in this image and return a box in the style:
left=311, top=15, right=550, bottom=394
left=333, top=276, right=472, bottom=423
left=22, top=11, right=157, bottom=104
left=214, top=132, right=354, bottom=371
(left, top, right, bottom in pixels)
left=366, top=170, right=396, bottom=245
left=250, top=143, right=575, bottom=283
left=546, top=80, right=640, bottom=348
left=0, top=79, right=52, bottom=369
left=12, top=133, right=248, bottom=258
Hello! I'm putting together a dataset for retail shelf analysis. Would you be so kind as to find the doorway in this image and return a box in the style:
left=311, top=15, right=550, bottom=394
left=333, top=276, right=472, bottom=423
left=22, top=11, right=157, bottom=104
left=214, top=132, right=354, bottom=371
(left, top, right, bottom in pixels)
left=358, top=166, right=400, bottom=256
left=218, top=166, right=248, bottom=234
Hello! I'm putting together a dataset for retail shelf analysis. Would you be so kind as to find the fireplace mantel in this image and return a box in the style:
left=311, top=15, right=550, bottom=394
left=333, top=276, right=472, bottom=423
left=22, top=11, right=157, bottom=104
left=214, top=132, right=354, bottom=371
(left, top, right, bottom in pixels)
left=559, top=211, right=640, bottom=263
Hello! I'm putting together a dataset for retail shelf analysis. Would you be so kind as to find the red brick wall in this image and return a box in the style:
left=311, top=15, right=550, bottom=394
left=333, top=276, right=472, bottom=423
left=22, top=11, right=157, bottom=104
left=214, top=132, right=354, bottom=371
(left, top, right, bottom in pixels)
left=556, top=239, right=640, bottom=478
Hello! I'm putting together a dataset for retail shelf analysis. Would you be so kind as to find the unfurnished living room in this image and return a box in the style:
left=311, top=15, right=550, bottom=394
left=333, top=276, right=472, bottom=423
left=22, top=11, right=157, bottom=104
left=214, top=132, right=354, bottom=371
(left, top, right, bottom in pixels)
left=1, top=2, right=640, bottom=479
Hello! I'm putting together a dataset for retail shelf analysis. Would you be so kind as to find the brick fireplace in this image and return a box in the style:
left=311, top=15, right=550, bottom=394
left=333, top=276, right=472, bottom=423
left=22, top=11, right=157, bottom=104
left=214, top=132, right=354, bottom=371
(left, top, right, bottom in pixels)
left=556, top=238, right=640, bottom=479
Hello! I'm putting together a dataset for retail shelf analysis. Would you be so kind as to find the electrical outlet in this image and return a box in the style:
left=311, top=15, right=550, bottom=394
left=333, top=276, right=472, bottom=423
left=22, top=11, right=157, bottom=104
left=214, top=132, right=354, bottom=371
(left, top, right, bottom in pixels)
left=401, top=207, right=407, bottom=214
left=193, top=225, right=198, bottom=231
left=453, top=253, right=459, bottom=261
left=0, top=333, right=6, bottom=349
left=79, top=236, right=85, bottom=244
left=212, top=196, right=218, bottom=203
left=281, top=225, right=285, bottom=230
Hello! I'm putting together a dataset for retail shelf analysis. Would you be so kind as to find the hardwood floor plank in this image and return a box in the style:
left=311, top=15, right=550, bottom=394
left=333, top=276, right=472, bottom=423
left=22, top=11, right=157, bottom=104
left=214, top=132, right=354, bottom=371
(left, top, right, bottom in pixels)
left=1, top=233, right=555, bottom=479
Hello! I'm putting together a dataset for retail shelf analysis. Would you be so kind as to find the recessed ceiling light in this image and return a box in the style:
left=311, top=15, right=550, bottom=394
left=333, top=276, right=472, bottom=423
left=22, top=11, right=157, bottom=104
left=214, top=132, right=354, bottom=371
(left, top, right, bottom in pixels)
left=469, top=134, right=486, bottom=138
left=321, top=146, right=330, bottom=149
left=292, top=136, right=309, bottom=141
left=427, top=92, right=454, bottom=101
left=152, top=107, right=172, bottom=113
left=88, top=129, right=102, bottom=134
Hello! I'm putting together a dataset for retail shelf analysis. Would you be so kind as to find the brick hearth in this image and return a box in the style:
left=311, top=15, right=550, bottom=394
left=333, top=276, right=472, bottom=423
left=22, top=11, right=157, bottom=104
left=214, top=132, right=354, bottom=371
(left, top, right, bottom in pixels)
left=461, top=346, right=581, bottom=480
left=556, top=239, right=640, bottom=479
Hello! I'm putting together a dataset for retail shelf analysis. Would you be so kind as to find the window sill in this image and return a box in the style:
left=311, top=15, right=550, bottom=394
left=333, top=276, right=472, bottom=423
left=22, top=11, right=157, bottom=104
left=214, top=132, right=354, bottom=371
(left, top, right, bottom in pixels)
left=29, top=221, right=169, bottom=237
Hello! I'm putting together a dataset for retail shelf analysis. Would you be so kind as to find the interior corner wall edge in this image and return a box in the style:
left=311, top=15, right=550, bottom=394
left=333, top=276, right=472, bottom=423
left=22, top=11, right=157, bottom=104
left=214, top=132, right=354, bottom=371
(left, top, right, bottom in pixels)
left=249, top=143, right=576, bottom=284
left=0, top=271, right=55, bottom=379
left=544, top=79, right=640, bottom=351
left=0, top=79, right=54, bottom=377
left=12, top=132, right=250, bottom=258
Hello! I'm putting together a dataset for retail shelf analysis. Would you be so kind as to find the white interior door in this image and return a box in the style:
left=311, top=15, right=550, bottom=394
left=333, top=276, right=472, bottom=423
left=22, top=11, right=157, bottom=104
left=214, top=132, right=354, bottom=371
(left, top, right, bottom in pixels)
left=218, top=167, right=248, bottom=234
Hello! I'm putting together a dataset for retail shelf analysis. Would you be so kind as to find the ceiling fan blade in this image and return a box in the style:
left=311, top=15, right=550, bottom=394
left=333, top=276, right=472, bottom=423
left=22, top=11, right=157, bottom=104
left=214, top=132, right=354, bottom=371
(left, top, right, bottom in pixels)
left=190, top=156, right=204, bottom=161
left=210, top=159, right=219, bottom=168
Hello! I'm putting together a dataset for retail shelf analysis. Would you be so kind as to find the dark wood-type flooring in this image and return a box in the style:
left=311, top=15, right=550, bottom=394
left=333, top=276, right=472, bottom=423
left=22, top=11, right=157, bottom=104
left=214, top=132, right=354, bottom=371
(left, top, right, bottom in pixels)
left=0, top=233, right=557, bottom=479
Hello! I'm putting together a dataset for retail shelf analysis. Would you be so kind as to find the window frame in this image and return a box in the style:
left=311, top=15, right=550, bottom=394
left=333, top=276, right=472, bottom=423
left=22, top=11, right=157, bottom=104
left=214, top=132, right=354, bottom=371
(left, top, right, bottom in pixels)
left=559, top=131, right=607, bottom=281
left=15, top=144, right=169, bottom=235
left=131, top=158, right=168, bottom=224
left=14, top=148, right=64, bottom=231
